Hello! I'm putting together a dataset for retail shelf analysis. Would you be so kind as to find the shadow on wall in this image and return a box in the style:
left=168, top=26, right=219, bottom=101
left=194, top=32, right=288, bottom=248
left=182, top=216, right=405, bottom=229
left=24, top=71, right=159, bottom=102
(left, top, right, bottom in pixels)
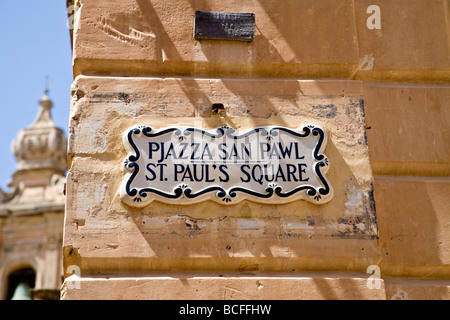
left=119, top=0, right=380, bottom=278
left=130, top=0, right=359, bottom=77
left=364, top=86, right=449, bottom=299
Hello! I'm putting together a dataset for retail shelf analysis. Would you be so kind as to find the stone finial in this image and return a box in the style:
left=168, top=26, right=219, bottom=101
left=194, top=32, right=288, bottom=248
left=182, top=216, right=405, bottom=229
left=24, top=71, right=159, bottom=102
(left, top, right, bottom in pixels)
left=30, top=93, right=54, bottom=128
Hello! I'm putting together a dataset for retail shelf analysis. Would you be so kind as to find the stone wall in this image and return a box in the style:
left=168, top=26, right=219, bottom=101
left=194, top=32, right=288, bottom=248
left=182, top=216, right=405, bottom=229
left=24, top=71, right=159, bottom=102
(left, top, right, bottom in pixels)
left=62, top=0, right=450, bottom=300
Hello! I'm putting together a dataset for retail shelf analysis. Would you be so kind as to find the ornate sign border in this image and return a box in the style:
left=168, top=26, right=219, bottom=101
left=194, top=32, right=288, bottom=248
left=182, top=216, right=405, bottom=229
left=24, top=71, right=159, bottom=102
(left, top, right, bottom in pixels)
left=120, top=125, right=333, bottom=206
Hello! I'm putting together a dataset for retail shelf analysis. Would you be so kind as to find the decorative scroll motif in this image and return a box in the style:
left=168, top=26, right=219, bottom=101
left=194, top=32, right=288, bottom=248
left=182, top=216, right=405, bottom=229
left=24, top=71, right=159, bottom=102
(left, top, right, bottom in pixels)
left=120, top=125, right=332, bottom=206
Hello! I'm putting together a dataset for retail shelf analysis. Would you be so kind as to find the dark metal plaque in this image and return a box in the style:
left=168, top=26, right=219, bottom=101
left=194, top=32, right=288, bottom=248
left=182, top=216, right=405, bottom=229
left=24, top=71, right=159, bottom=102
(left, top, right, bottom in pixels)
left=194, top=11, right=255, bottom=42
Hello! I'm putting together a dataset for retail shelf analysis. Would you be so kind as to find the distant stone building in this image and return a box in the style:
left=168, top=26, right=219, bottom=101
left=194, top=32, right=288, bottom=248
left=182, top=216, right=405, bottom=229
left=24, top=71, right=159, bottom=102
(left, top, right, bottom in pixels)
left=0, top=92, right=67, bottom=300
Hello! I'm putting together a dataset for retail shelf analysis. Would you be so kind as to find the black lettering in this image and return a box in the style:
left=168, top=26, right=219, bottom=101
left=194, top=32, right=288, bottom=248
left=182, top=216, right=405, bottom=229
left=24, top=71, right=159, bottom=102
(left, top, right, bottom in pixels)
left=263, top=164, right=274, bottom=182
left=218, top=143, right=228, bottom=160
left=286, top=164, right=298, bottom=182
left=240, top=165, right=251, bottom=182
left=274, top=164, right=287, bottom=181
left=268, top=144, right=281, bottom=159
left=162, top=143, right=177, bottom=162
left=201, top=144, right=213, bottom=160
left=298, top=163, right=309, bottom=181
left=252, top=165, right=264, bottom=185
left=192, top=164, right=203, bottom=181
left=219, top=165, right=229, bottom=182
left=260, top=143, right=270, bottom=160
left=278, top=142, right=293, bottom=159
left=174, top=164, right=185, bottom=182
left=182, top=165, right=194, bottom=181
left=294, top=143, right=305, bottom=159
left=229, top=144, right=240, bottom=160
left=145, top=163, right=157, bottom=181
left=148, top=142, right=160, bottom=160
left=241, top=143, right=251, bottom=161
left=204, top=165, right=215, bottom=182
left=158, top=163, right=167, bottom=181
left=178, top=143, right=189, bottom=159
left=190, top=143, right=200, bottom=160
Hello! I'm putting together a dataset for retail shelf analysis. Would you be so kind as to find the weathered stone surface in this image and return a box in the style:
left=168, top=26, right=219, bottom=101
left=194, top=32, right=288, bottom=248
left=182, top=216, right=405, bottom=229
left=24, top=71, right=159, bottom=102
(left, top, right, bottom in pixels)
left=61, top=272, right=386, bottom=300
left=385, top=278, right=450, bottom=300
left=71, top=0, right=450, bottom=82
left=65, top=0, right=450, bottom=300
left=354, top=0, right=450, bottom=82
left=72, top=0, right=360, bottom=78
left=364, top=84, right=450, bottom=176
left=374, top=176, right=450, bottom=278
left=63, top=76, right=378, bottom=278
left=62, top=273, right=450, bottom=300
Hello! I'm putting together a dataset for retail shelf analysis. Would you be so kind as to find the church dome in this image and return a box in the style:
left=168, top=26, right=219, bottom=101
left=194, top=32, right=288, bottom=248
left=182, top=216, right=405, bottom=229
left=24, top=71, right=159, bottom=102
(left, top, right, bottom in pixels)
left=11, top=93, right=67, bottom=175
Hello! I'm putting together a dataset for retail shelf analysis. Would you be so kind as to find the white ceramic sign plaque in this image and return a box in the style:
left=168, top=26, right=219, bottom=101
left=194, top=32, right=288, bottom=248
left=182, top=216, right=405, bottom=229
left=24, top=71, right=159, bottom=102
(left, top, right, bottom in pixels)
left=120, top=125, right=332, bottom=206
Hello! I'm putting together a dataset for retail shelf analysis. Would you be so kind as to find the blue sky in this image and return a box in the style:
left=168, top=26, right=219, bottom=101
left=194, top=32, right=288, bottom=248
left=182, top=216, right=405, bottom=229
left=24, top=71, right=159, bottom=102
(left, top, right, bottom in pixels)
left=0, top=1, right=72, bottom=190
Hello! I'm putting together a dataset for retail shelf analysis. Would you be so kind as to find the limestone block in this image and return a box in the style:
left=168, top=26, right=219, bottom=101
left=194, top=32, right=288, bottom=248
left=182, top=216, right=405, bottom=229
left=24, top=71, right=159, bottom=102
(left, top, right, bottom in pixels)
left=61, top=272, right=386, bottom=300
left=63, top=76, right=379, bottom=276
left=384, top=278, right=450, bottom=300
left=354, top=0, right=450, bottom=82
left=72, top=0, right=359, bottom=77
left=374, top=176, right=450, bottom=278
left=364, top=84, right=450, bottom=176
